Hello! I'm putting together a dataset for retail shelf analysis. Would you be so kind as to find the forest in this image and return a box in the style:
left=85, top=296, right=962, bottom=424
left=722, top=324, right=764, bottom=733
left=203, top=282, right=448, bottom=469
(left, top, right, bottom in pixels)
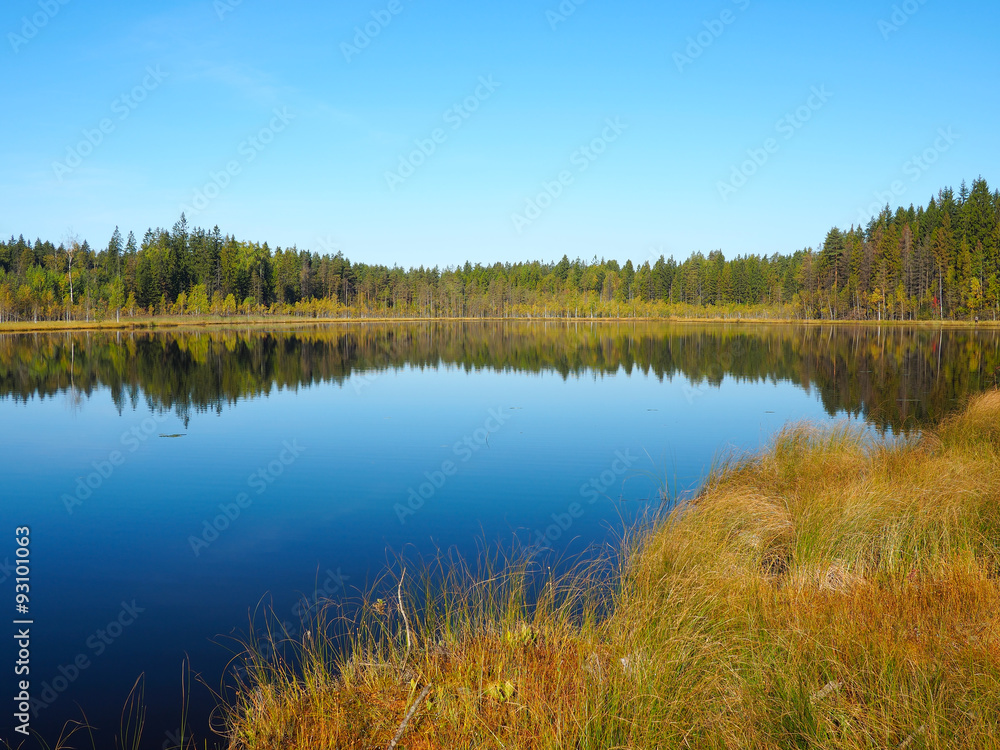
left=1, top=178, right=997, bottom=323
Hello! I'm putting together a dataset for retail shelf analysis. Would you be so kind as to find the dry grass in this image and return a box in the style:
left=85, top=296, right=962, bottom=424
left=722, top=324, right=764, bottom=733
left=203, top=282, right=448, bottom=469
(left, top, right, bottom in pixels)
left=2, top=316, right=998, bottom=334
left=0, top=315, right=317, bottom=333
left=218, top=392, right=1000, bottom=749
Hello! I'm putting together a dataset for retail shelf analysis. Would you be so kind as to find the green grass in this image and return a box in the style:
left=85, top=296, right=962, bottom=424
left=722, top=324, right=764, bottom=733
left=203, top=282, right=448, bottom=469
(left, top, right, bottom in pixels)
left=219, top=391, right=1000, bottom=750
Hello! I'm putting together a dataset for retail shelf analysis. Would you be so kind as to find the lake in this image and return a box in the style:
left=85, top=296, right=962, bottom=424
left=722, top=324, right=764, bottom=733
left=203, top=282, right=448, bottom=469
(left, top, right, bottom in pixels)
left=2, top=322, right=997, bottom=748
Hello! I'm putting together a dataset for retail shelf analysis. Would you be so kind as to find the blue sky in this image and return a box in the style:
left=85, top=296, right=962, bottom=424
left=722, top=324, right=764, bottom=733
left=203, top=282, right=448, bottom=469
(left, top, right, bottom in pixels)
left=3, top=0, right=997, bottom=267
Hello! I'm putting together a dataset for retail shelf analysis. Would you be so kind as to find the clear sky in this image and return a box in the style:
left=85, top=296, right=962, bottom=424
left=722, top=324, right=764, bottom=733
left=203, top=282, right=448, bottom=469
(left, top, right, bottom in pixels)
left=3, top=0, right=998, bottom=267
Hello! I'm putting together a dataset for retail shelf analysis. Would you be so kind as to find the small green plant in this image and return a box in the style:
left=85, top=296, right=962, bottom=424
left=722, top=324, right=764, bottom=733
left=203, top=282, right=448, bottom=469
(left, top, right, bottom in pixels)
left=502, top=622, right=537, bottom=648
left=483, top=679, right=516, bottom=702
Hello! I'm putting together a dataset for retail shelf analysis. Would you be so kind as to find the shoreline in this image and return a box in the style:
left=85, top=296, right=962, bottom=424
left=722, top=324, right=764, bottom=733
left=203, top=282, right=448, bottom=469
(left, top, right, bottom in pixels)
left=0, top=314, right=996, bottom=334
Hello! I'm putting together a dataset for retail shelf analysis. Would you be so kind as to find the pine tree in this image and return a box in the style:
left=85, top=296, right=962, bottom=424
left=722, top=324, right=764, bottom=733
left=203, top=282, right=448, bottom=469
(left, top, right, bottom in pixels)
left=107, top=226, right=123, bottom=278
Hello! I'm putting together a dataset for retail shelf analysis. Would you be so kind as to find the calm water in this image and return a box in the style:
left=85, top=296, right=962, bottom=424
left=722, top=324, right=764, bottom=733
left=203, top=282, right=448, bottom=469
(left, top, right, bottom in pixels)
left=1, top=322, right=997, bottom=748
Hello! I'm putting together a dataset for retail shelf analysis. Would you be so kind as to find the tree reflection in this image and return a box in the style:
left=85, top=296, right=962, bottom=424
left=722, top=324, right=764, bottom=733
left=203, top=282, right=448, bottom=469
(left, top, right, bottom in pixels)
left=1, top=323, right=996, bottom=432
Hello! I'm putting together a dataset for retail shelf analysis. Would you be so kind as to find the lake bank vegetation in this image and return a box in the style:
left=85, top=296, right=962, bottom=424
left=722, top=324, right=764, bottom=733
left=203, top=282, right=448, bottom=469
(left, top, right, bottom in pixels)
left=2, top=179, right=998, bottom=324
left=224, top=390, right=1000, bottom=749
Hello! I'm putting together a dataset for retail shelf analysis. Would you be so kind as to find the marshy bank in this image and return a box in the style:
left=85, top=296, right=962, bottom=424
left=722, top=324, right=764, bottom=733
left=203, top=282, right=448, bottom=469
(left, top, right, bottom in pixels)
left=222, top=391, right=1000, bottom=750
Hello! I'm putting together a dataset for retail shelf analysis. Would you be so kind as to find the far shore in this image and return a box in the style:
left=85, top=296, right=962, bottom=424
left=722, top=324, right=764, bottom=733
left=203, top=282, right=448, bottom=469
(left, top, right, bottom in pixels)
left=0, top=314, right=997, bottom=334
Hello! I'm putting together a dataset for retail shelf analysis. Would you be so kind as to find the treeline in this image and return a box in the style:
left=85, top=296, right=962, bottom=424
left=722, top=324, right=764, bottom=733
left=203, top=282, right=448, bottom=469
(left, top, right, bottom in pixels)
left=2, top=324, right=998, bottom=432
left=1, top=179, right=997, bottom=323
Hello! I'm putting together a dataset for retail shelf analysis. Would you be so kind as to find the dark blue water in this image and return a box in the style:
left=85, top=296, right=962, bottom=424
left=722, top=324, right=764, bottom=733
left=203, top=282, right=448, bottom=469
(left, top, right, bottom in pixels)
left=1, top=322, right=995, bottom=747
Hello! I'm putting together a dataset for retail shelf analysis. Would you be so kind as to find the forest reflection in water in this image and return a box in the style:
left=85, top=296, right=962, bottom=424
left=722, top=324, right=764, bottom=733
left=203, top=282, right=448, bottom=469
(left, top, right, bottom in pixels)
left=1, top=322, right=997, bottom=432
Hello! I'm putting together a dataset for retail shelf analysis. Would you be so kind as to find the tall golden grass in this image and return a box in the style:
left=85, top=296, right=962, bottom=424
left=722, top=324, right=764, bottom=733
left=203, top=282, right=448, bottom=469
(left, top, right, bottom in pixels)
left=2, top=315, right=998, bottom=334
